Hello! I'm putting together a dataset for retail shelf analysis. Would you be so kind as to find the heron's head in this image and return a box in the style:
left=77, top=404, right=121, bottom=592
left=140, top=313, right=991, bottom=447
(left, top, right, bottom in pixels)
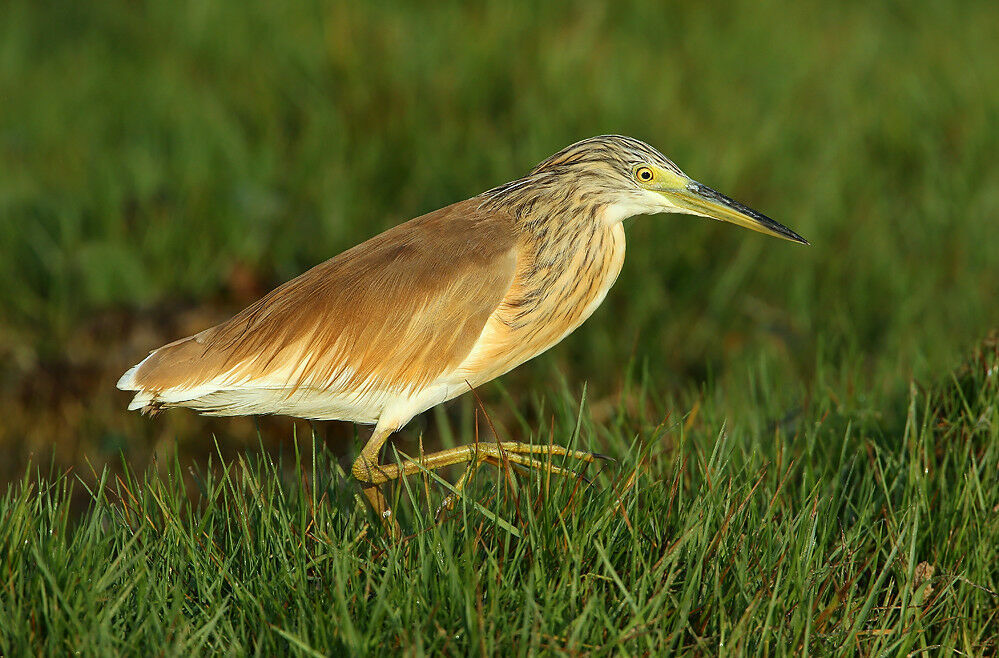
left=521, top=135, right=807, bottom=244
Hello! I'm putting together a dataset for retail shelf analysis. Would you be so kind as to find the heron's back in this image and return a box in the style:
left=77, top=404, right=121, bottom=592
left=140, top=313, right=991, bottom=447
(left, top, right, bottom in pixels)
left=118, top=199, right=518, bottom=419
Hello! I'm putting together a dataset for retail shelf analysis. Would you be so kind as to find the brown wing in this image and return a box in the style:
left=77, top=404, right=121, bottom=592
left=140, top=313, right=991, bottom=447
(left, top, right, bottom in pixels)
left=122, top=198, right=518, bottom=398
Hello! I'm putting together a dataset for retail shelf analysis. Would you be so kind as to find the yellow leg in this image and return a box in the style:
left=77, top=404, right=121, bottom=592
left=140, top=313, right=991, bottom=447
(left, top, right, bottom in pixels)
left=353, top=438, right=604, bottom=525
left=352, top=426, right=606, bottom=536
left=351, top=427, right=403, bottom=538
left=358, top=441, right=600, bottom=485
left=435, top=456, right=485, bottom=520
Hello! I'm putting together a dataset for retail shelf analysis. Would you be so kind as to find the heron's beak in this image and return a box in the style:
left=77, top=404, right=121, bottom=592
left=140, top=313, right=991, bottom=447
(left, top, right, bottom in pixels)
left=661, top=180, right=809, bottom=245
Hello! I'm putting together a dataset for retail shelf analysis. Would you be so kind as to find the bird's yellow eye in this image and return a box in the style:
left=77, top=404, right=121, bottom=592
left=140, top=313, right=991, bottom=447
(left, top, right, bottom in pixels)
left=635, top=166, right=655, bottom=183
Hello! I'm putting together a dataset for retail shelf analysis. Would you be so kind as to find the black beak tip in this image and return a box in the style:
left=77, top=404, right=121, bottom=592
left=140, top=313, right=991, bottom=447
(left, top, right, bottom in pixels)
left=769, top=220, right=809, bottom=245
left=762, top=215, right=808, bottom=245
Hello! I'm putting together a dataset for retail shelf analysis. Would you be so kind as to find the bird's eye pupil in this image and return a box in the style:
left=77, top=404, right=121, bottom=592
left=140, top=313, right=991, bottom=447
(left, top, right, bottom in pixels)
left=638, top=168, right=653, bottom=181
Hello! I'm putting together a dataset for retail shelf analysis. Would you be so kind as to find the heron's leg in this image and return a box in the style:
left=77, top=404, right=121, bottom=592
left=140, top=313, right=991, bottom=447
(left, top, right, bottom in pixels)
left=351, top=426, right=402, bottom=538
left=360, top=441, right=603, bottom=486
left=435, top=457, right=485, bottom=520
left=435, top=447, right=593, bottom=519
left=353, top=437, right=606, bottom=535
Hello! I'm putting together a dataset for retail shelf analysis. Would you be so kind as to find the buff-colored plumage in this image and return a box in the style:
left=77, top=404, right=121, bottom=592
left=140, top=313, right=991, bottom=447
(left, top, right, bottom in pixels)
left=120, top=199, right=519, bottom=417
left=119, top=135, right=806, bottom=535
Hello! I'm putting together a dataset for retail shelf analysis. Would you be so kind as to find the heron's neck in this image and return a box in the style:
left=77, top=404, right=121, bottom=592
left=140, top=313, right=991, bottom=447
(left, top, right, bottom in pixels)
left=502, top=212, right=625, bottom=341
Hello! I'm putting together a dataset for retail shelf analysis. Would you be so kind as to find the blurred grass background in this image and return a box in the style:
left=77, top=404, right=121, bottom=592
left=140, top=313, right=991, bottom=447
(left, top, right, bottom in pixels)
left=2, top=1, right=998, bottom=653
left=1, top=0, right=998, bottom=484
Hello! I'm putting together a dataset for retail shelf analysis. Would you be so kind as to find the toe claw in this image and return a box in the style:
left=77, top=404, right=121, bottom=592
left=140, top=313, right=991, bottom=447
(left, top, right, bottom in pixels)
left=435, top=494, right=458, bottom=521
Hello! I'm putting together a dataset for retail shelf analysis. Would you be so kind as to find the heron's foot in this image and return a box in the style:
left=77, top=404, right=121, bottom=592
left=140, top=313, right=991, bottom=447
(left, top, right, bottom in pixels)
left=354, top=439, right=610, bottom=533
left=433, top=442, right=611, bottom=521
left=358, top=482, right=403, bottom=539
left=435, top=457, right=484, bottom=521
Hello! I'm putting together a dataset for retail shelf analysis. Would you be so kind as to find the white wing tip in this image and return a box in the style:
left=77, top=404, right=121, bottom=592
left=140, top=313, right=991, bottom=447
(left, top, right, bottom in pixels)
left=117, top=363, right=141, bottom=391
left=127, top=392, right=155, bottom=411
left=118, top=361, right=157, bottom=412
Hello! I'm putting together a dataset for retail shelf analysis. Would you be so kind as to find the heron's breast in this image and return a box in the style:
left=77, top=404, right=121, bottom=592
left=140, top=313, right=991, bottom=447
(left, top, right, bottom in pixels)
left=452, top=221, right=626, bottom=386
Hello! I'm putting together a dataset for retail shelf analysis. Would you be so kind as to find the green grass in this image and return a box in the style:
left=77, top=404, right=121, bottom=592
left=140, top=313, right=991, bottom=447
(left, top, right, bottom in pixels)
left=1, top=343, right=996, bottom=655
left=2, top=0, right=999, bottom=654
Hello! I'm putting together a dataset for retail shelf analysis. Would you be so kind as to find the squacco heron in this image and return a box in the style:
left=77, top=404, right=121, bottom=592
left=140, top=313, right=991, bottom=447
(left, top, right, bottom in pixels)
left=119, top=135, right=807, bottom=533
